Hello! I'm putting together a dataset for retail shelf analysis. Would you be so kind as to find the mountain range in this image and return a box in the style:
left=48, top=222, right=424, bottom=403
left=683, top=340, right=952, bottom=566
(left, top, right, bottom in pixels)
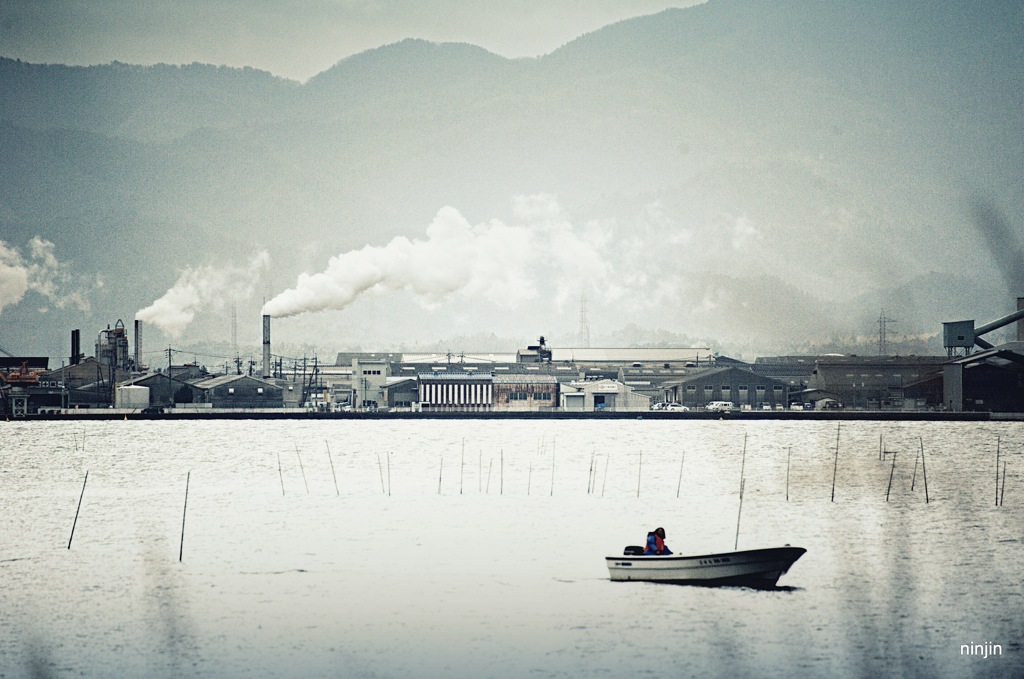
left=1, top=0, right=1021, bottom=363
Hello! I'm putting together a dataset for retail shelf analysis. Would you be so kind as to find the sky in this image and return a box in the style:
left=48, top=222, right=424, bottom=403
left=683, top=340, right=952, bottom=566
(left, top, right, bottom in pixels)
left=0, top=1, right=705, bottom=81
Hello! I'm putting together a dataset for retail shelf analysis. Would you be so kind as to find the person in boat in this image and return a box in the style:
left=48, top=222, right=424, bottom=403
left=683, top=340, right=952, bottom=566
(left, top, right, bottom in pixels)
left=645, top=527, right=672, bottom=555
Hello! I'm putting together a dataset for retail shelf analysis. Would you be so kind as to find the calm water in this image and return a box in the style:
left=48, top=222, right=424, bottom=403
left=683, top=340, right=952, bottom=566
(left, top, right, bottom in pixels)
left=1, top=419, right=1021, bottom=678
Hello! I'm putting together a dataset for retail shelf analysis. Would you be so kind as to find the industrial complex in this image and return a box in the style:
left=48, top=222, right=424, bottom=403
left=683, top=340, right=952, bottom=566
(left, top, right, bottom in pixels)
left=3, top=300, right=1024, bottom=418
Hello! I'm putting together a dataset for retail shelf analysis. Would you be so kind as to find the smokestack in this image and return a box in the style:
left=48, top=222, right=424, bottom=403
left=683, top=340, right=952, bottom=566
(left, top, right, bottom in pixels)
left=262, top=315, right=271, bottom=379
left=1018, top=297, right=1023, bottom=342
left=71, top=329, right=80, bottom=366
left=134, top=320, right=142, bottom=371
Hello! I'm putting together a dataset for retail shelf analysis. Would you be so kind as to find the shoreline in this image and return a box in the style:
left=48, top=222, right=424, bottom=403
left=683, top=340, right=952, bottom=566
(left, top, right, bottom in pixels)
left=9, top=410, right=1011, bottom=422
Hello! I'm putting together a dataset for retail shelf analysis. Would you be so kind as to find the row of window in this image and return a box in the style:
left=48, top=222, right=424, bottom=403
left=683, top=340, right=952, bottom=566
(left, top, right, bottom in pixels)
left=686, top=385, right=783, bottom=392
left=508, top=392, right=553, bottom=401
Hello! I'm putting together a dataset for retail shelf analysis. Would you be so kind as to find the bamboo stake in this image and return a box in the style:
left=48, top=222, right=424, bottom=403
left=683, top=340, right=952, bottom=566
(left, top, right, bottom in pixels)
left=179, top=471, right=190, bottom=562
left=636, top=450, right=642, bottom=498
left=277, top=451, right=285, bottom=496
left=996, top=437, right=1001, bottom=507
left=376, top=453, right=386, bottom=494
left=326, top=441, right=339, bottom=496
left=676, top=451, right=685, bottom=498
left=295, top=444, right=309, bottom=494
left=920, top=437, right=929, bottom=504
left=911, top=445, right=920, bottom=491
left=601, top=454, right=609, bottom=497
left=879, top=432, right=883, bottom=461
left=886, top=451, right=898, bottom=502
left=550, top=440, right=556, bottom=497
left=1000, top=462, right=1006, bottom=506
left=786, top=446, right=791, bottom=501
left=67, top=470, right=88, bottom=549
left=486, top=459, right=493, bottom=494
left=734, top=478, right=745, bottom=551
left=831, top=422, right=840, bottom=502
left=739, top=433, right=748, bottom=484
left=437, top=457, right=443, bottom=494
left=587, top=450, right=595, bottom=494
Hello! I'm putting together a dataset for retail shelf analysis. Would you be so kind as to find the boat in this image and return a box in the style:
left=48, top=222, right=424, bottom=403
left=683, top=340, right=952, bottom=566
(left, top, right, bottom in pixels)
left=606, top=545, right=806, bottom=588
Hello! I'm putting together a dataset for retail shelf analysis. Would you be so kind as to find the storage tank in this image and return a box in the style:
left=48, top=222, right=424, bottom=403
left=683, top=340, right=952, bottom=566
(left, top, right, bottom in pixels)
left=115, top=385, right=150, bottom=409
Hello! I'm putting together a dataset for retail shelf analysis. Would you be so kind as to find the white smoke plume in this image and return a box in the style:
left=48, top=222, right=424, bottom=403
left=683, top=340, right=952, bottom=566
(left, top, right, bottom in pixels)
left=262, top=196, right=609, bottom=318
left=136, top=252, right=270, bottom=338
left=0, top=237, right=96, bottom=316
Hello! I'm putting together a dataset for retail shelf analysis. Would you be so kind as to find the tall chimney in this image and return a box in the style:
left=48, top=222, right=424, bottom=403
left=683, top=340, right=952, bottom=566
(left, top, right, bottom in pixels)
left=71, top=329, right=80, bottom=366
left=262, top=315, right=271, bottom=378
left=134, top=319, right=142, bottom=371
left=1017, top=297, right=1024, bottom=342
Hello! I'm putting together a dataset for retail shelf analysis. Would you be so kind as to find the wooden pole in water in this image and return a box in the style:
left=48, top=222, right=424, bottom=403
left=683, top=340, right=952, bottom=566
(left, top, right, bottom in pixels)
left=326, top=441, right=339, bottom=496
left=527, top=461, right=532, bottom=495
left=376, top=453, right=386, bottom=494
left=179, top=471, right=190, bottom=562
left=386, top=451, right=391, bottom=496
left=911, top=445, right=920, bottom=491
left=786, top=447, right=792, bottom=502
left=1000, top=462, right=1007, bottom=506
left=734, top=478, right=745, bottom=551
left=831, top=422, right=840, bottom=502
left=486, top=458, right=493, bottom=494
left=920, top=437, right=929, bottom=504
left=550, top=440, right=556, bottom=497
left=879, top=432, right=883, bottom=461
left=886, top=451, right=898, bottom=502
left=276, top=450, right=284, bottom=493
left=295, top=444, right=309, bottom=494
left=636, top=450, right=642, bottom=498
left=995, top=437, right=1001, bottom=507
left=437, top=457, right=443, bottom=494
left=601, top=454, right=610, bottom=497
left=67, top=470, right=88, bottom=549
left=739, top=433, right=748, bottom=484
left=676, top=451, right=685, bottom=498
left=587, top=450, right=595, bottom=494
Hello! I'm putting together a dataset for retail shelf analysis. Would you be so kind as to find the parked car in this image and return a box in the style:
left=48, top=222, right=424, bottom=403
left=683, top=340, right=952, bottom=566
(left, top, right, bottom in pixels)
left=706, top=401, right=734, bottom=412
left=665, top=403, right=689, bottom=411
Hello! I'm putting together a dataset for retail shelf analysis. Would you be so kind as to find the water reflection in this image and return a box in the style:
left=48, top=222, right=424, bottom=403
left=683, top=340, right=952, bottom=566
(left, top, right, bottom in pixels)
left=0, top=419, right=1020, bottom=678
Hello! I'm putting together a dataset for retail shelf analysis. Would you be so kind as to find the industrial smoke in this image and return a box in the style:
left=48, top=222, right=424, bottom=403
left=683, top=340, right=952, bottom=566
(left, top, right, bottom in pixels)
left=262, top=197, right=608, bottom=319
left=0, top=237, right=93, bottom=316
left=136, top=252, right=269, bottom=338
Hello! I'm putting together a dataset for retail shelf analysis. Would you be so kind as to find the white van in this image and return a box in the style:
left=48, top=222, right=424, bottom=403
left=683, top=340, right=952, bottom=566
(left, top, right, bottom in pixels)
left=706, top=401, right=734, bottom=412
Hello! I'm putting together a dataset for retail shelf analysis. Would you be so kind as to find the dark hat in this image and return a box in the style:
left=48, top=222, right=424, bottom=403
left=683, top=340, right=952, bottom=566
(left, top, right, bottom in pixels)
left=655, top=527, right=666, bottom=538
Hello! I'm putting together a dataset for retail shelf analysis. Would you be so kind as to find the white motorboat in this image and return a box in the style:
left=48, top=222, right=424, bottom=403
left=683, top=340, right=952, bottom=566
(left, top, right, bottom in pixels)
left=606, top=545, right=806, bottom=588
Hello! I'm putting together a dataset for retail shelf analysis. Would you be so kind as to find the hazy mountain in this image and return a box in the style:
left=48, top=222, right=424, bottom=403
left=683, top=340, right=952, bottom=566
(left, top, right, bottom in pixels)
left=1, top=0, right=1021, bottom=364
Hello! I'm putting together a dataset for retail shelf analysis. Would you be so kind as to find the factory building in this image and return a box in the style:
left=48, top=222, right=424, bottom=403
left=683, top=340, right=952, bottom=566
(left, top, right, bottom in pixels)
left=560, top=379, right=650, bottom=412
left=661, top=367, right=789, bottom=409
left=190, top=374, right=284, bottom=409
left=418, top=372, right=494, bottom=412
left=492, top=374, right=559, bottom=411
left=805, top=355, right=946, bottom=410
left=943, top=342, right=1024, bottom=412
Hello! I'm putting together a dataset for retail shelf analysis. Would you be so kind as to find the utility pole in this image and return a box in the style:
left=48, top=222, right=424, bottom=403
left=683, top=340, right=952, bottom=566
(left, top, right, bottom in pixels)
left=578, top=290, right=591, bottom=348
left=877, top=310, right=897, bottom=356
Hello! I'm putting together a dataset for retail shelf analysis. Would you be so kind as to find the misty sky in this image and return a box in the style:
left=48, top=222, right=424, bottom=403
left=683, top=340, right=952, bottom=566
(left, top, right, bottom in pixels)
left=0, top=1, right=704, bottom=81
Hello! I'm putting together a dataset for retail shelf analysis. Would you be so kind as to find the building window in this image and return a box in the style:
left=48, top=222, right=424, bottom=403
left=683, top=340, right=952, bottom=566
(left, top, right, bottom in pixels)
left=228, top=387, right=235, bottom=395
left=536, top=392, right=551, bottom=400
left=257, top=388, right=264, bottom=395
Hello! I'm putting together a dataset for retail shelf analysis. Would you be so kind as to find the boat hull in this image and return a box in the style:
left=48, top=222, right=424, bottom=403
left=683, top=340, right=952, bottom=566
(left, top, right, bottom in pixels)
left=606, top=546, right=806, bottom=588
